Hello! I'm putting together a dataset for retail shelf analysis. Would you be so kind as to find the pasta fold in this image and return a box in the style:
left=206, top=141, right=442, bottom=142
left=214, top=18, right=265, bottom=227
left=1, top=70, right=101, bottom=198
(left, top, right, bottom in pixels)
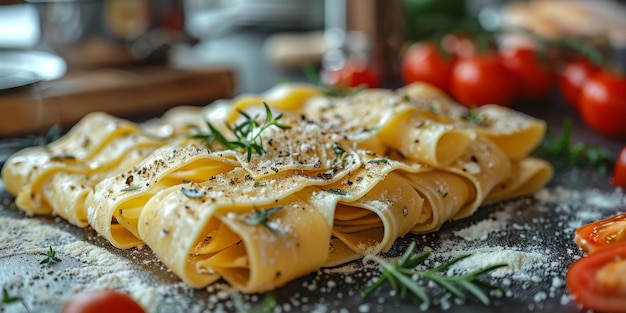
left=1, top=82, right=554, bottom=294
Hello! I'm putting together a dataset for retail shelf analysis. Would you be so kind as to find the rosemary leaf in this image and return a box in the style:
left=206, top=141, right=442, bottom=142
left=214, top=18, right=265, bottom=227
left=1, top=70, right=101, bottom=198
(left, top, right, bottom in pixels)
left=328, top=188, right=349, bottom=196
left=362, top=242, right=506, bottom=305
left=368, top=159, right=388, bottom=164
left=181, top=187, right=205, bottom=198
left=245, top=206, right=283, bottom=227
left=121, top=186, right=141, bottom=193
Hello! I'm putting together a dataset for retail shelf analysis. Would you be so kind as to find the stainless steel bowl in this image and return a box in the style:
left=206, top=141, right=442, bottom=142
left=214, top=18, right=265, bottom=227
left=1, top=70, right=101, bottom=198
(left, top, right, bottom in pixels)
left=30, top=0, right=195, bottom=69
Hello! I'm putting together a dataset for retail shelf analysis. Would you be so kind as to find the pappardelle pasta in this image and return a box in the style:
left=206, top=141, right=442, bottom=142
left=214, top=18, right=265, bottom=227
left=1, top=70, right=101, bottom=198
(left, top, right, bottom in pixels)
left=1, top=82, right=553, bottom=293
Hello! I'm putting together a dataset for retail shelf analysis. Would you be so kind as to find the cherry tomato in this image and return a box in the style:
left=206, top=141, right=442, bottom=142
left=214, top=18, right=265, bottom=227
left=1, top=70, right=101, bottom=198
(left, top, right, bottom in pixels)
left=579, top=71, right=626, bottom=137
left=322, top=57, right=379, bottom=89
left=450, top=54, right=518, bottom=107
left=401, top=42, right=454, bottom=93
left=62, top=290, right=145, bottom=313
left=613, top=146, right=626, bottom=188
left=566, top=242, right=626, bottom=313
left=441, top=33, right=475, bottom=59
left=500, top=47, right=555, bottom=101
left=559, top=59, right=599, bottom=109
left=575, top=212, right=626, bottom=254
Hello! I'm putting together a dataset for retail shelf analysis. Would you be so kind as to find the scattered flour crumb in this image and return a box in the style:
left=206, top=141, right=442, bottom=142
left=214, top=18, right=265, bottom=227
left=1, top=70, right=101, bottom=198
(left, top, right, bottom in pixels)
left=453, top=219, right=502, bottom=241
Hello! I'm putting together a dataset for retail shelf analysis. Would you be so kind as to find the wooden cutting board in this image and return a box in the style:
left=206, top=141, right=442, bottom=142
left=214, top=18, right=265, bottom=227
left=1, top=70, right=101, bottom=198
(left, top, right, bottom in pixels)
left=0, top=65, right=236, bottom=137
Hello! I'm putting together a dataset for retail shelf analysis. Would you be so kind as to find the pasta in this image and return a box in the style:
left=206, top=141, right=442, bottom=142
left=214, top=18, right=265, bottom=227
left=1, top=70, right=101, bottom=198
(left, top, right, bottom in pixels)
left=1, top=82, right=553, bottom=293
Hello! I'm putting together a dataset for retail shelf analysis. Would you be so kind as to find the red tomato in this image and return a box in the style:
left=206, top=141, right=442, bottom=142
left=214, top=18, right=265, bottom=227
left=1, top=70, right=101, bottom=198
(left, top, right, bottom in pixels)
left=579, top=71, right=626, bottom=137
left=62, top=290, right=145, bottom=313
left=567, top=242, right=626, bottom=313
left=401, top=42, right=454, bottom=92
left=450, top=54, right=518, bottom=107
left=575, top=212, right=626, bottom=254
left=322, top=57, right=379, bottom=89
left=500, top=47, right=555, bottom=101
left=559, top=59, right=599, bottom=109
left=441, top=33, right=475, bottom=59
left=613, top=146, right=626, bottom=188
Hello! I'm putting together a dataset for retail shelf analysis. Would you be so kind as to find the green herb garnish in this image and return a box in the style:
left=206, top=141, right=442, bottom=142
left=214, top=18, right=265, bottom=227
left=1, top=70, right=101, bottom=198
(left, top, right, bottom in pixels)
left=368, top=159, right=388, bottom=164
left=49, top=154, right=76, bottom=162
left=195, top=102, right=290, bottom=162
left=328, top=188, right=349, bottom=196
left=1, top=288, right=20, bottom=304
left=333, top=142, right=349, bottom=166
left=232, top=292, right=276, bottom=313
left=1, top=287, right=29, bottom=312
left=537, top=119, right=612, bottom=174
left=181, top=187, right=205, bottom=198
left=39, top=246, right=61, bottom=264
left=120, top=186, right=141, bottom=193
left=362, top=242, right=506, bottom=305
left=333, top=142, right=346, bottom=159
left=245, top=206, right=283, bottom=228
left=460, top=107, right=487, bottom=126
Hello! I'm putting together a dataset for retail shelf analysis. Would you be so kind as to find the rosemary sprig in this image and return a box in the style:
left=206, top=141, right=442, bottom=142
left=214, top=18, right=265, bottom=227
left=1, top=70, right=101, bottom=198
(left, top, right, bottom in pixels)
left=39, top=246, right=61, bottom=265
left=245, top=206, right=283, bottom=228
left=232, top=292, right=276, bottom=313
left=194, top=102, right=290, bottom=162
left=362, top=242, right=506, bottom=305
left=536, top=119, right=612, bottom=174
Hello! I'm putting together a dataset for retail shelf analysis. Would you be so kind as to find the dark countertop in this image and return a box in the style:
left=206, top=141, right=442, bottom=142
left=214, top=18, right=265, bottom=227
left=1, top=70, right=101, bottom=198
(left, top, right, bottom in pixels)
left=0, top=35, right=625, bottom=313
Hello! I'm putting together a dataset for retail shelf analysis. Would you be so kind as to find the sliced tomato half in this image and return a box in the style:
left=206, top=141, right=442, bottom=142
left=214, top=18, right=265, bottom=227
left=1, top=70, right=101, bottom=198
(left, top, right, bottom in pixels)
left=62, top=290, right=145, bottom=313
left=575, top=212, right=626, bottom=254
left=567, top=242, right=626, bottom=313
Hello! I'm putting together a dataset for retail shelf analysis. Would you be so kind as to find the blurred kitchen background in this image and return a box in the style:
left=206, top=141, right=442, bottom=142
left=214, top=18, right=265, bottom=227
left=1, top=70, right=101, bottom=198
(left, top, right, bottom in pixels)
left=0, top=0, right=625, bottom=137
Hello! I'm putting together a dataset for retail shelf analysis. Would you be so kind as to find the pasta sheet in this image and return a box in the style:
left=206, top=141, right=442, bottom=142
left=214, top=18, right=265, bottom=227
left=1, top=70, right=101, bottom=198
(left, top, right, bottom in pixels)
left=1, top=82, right=553, bottom=293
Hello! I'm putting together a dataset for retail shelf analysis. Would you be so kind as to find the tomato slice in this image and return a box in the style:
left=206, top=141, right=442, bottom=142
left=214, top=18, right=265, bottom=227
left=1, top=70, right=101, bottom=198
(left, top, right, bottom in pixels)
left=567, top=242, right=626, bottom=313
left=612, top=146, right=626, bottom=188
left=575, top=212, right=626, bottom=254
left=62, top=290, right=145, bottom=313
